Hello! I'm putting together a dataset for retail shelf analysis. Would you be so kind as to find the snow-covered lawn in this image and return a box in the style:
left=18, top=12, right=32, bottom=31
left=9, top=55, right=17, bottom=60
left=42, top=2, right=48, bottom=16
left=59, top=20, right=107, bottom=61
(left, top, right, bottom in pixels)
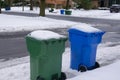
left=0, top=42, right=120, bottom=80
left=2, top=7, right=120, bottom=20
left=0, top=14, right=79, bottom=32
left=70, top=9, right=120, bottom=20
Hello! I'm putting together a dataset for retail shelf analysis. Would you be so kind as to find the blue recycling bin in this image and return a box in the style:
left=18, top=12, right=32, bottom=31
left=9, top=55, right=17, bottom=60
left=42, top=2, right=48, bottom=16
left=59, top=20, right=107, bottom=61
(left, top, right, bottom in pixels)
left=68, top=28, right=105, bottom=71
left=60, top=9, right=65, bottom=14
left=5, top=7, right=10, bottom=10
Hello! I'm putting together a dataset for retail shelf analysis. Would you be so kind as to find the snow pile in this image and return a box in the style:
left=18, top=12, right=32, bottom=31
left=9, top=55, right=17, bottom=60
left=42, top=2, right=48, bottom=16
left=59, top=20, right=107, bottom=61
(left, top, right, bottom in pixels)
left=67, top=61, right=120, bottom=80
left=27, top=30, right=66, bottom=40
left=97, top=43, right=120, bottom=66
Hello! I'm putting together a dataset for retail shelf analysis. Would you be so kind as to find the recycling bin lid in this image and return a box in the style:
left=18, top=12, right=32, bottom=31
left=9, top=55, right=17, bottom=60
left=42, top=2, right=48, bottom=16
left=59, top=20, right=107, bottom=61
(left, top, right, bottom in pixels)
left=27, top=30, right=66, bottom=40
left=68, top=24, right=105, bottom=37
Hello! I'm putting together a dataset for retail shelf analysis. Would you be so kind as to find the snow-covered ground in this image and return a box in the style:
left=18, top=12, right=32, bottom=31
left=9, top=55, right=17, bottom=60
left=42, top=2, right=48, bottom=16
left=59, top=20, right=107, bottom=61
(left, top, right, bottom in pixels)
left=70, top=9, right=120, bottom=20
left=0, top=7, right=120, bottom=80
left=0, top=42, right=120, bottom=80
left=2, top=7, right=120, bottom=20
left=0, top=14, right=78, bottom=32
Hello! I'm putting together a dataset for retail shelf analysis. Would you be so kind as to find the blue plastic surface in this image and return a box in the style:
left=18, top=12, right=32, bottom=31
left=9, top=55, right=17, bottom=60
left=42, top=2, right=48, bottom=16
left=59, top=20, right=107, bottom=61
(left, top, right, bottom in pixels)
left=5, top=7, right=11, bottom=10
left=60, top=10, right=65, bottom=14
left=68, top=28, right=105, bottom=70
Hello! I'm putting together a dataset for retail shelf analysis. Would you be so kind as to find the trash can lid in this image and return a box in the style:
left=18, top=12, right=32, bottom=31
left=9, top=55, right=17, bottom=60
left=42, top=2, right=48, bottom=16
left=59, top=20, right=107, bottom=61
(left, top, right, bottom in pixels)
left=27, top=30, right=66, bottom=40
left=68, top=24, right=105, bottom=37
left=71, top=24, right=102, bottom=33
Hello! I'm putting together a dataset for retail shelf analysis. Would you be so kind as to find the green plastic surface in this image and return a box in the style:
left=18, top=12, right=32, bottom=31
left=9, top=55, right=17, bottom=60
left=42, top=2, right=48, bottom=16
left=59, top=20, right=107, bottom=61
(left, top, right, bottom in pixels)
left=65, top=10, right=72, bottom=15
left=26, top=36, right=67, bottom=80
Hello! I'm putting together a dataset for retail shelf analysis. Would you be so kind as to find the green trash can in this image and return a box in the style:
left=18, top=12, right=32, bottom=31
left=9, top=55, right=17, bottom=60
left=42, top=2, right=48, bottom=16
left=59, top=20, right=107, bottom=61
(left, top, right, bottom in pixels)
left=26, top=30, right=67, bottom=80
left=65, top=10, right=72, bottom=15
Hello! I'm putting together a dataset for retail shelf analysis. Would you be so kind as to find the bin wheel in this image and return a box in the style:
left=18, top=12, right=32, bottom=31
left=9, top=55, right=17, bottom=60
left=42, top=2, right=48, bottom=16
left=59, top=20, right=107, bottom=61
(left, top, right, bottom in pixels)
left=36, top=76, right=44, bottom=80
left=94, top=62, right=100, bottom=69
left=52, top=73, right=58, bottom=80
left=59, top=72, right=67, bottom=80
left=78, top=65, right=87, bottom=72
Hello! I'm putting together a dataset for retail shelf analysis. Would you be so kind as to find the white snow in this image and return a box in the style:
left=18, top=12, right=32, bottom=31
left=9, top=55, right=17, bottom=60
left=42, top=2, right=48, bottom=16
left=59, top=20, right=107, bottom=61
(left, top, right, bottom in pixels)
left=0, top=14, right=78, bottom=32
left=0, top=7, right=120, bottom=32
left=3, top=7, right=120, bottom=20
left=71, top=9, right=120, bottom=20
left=0, top=7, right=120, bottom=80
left=0, top=43, right=120, bottom=80
left=70, top=24, right=102, bottom=33
left=67, top=61, right=120, bottom=80
left=27, top=30, right=66, bottom=40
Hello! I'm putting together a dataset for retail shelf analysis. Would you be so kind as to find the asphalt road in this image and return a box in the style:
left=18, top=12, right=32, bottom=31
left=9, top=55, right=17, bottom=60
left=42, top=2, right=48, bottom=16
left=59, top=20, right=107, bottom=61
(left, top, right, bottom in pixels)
left=0, top=11, right=120, bottom=60
left=0, top=37, right=27, bottom=59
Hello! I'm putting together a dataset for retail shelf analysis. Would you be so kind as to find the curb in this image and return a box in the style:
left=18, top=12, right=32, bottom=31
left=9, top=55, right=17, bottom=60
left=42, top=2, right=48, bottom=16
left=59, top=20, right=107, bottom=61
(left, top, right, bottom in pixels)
left=0, top=31, right=31, bottom=38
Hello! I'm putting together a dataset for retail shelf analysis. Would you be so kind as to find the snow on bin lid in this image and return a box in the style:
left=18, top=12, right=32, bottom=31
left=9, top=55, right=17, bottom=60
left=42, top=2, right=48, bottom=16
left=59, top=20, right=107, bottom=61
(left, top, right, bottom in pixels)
left=27, top=30, right=66, bottom=40
left=71, top=24, right=102, bottom=33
